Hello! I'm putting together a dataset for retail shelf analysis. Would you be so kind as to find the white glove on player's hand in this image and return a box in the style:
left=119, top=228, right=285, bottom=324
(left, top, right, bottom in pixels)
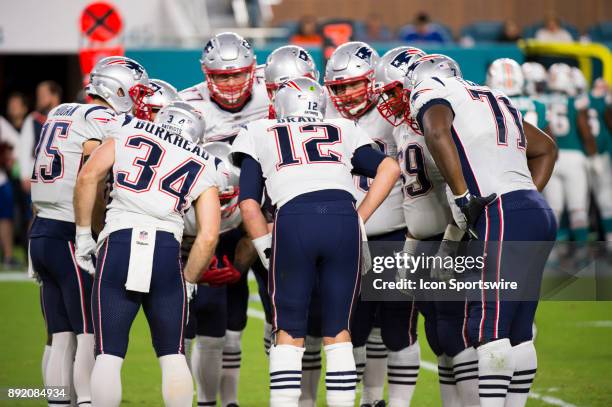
left=186, top=282, right=197, bottom=302
left=359, top=216, right=372, bottom=276
left=252, top=233, right=272, bottom=270
left=395, top=238, right=418, bottom=297
left=75, top=226, right=97, bottom=276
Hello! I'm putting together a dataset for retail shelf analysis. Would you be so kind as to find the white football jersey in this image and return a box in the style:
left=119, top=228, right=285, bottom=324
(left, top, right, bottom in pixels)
left=410, top=77, right=536, bottom=197
left=180, top=67, right=269, bottom=142
left=393, top=124, right=451, bottom=240
left=100, top=116, right=222, bottom=242
left=326, top=104, right=406, bottom=236
left=231, top=117, right=374, bottom=208
left=31, top=103, right=117, bottom=222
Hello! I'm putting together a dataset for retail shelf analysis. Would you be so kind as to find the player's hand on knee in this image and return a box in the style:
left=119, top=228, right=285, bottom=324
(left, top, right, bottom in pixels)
left=75, top=226, right=97, bottom=275
left=452, top=191, right=497, bottom=239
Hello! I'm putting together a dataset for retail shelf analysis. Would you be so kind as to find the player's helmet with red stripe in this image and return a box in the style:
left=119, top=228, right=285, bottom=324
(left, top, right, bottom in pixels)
left=324, top=42, right=379, bottom=119
left=200, top=32, right=256, bottom=110
left=202, top=141, right=240, bottom=221
left=486, top=58, right=524, bottom=97
left=374, top=46, right=425, bottom=126
left=273, top=77, right=326, bottom=119
left=155, top=101, right=205, bottom=144
left=141, top=79, right=181, bottom=120
left=265, top=45, right=319, bottom=99
left=88, top=56, right=153, bottom=118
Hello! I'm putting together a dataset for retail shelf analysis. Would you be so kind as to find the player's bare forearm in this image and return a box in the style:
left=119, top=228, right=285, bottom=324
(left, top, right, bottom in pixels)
left=233, top=237, right=258, bottom=274
left=577, top=110, right=597, bottom=156
left=74, top=140, right=115, bottom=228
left=524, top=120, right=558, bottom=191
left=357, top=157, right=400, bottom=222
left=240, top=199, right=269, bottom=239
left=422, top=105, right=468, bottom=196
left=184, top=187, right=220, bottom=283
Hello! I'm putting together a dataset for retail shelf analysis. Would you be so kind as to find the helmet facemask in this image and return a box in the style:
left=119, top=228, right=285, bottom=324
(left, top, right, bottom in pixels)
left=377, top=82, right=407, bottom=126
left=130, top=84, right=154, bottom=120
left=205, top=64, right=255, bottom=110
left=326, top=74, right=376, bottom=119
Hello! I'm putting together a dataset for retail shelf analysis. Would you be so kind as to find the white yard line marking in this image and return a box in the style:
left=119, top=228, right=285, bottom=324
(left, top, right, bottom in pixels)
left=246, top=307, right=580, bottom=407
left=576, top=320, right=612, bottom=328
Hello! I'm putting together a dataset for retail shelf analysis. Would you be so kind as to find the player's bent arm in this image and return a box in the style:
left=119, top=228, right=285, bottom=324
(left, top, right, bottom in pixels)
left=356, top=155, right=400, bottom=223
left=82, top=139, right=106, bottom=235
left=524, top=120, right=558, bottom=192
left=237, top=155, right=268, bottom=240
left=421, top=104, right=468, bottom=196
left=184, top=187, right=221, bottom=283
left=74, top=139, right=115, bottom=229
left=577, top=109, right=597, bottom=156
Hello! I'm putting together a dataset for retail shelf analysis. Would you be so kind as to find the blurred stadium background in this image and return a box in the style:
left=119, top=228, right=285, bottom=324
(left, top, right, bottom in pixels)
left=0, top=1, right=611, bottom=406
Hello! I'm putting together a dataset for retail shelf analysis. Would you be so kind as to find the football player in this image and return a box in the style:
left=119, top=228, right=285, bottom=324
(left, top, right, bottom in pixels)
left=231, top=77, right=400, bottom=407
left=29, top=56, right=150, bottom=407
left=521, top=62, right=548, bottom=99
left=543, top=63, right=597, bottom=243
left=487, top=59, right=550, bottom=133
left=181, top=32, right=269, bottom=406
left=139, top=79, right=181, bottom=120
left=378, top=51, right=479, bottom=407
left=406, top=54, right=558, bottom=407
left=586, top=77, right=612, bottom=241
left=264, top=44, right=323, bottom=407
left=74, top=95, right=223, bottom=407
left=325, top=42, right=420, bottom=407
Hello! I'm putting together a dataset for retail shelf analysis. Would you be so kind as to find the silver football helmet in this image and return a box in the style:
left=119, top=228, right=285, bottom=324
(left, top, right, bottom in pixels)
left=155, top=101, right=205, bottom=143
left=265, top=45, right=319, bottom=98
left=374, top=46, right=425, bottom=126
left=404, top=54, right=462, bottom=92
left=548, top=63, right=575, bottom=96
left=486, top=58, right=524, bottom=97
left=202, top=141, right=240, bottom=222
left=324, top=41, right=380, bottom=119
left=87, top=56, right=152, bottom=118
left=273, top=77, right=325, bottom=119
left=522, top=62, right=547, bottom=96
left=200, top=32, right=256, bottom=109
left=141, top=79, right=181, bottom=120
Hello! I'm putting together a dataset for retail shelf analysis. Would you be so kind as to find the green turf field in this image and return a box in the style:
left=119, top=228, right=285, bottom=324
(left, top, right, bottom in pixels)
left=0, top=279, right=610, bottom=406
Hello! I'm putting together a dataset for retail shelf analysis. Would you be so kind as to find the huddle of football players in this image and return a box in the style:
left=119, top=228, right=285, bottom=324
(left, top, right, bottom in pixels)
left=27, top=28, right=610, bottom=407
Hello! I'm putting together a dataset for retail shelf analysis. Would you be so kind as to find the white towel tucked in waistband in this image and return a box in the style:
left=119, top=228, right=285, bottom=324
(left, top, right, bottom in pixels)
left=125, top=227, right=157, bottom=293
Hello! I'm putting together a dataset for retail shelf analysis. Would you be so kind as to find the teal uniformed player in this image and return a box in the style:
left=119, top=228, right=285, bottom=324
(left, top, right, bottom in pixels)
left=541, top=63, right=598, bottom=243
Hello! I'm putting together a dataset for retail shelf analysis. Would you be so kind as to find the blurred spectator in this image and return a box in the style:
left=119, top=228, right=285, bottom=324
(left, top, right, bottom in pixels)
left=19, top=81, right=62, bottom=195
left=499, top=20, right=522, bottom=42
left=356, top=13, right=393, bottom=42
left=535, top=15, right=573, bottom=42
left=6, top=92, right=30, bottom=132
left=290, top=15, right=323, bottom=46
left=0, top=115, right=19, bottom=267
left=399, top=12, right=447, bottom=44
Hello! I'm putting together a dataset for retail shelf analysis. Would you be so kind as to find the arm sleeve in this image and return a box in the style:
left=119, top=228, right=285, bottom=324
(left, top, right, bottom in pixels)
left=351, top=145, right=386, bottom=178
left=409, top=77, right=455, bottom=131
left=238, top=155, right=265, bottom=203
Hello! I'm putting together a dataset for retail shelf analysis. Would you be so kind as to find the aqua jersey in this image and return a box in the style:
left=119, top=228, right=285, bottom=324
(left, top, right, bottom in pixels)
left=543, top=93, right=588, bottom=152
left=588, top=95, right=611, bottom=154
left=509, top=95, right=549, bottom=131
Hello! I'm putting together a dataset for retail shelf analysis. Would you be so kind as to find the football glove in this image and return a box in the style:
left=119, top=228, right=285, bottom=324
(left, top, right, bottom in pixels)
left=199, top=255, right=242, bottom=286
left=252, top=233, right=272, bottom=270
left=430, top=224, right=464, bottom=281
left=75, top=226, right=96, bottom=275
left=186, top=282, right=197, bottom=301
left=452, top=191, right=497, bottom=239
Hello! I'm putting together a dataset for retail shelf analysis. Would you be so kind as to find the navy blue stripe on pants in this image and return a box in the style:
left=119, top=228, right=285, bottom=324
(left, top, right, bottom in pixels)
left=467, top=189, right=556, bottom=345
left=269, top=196, right=361, bottom=338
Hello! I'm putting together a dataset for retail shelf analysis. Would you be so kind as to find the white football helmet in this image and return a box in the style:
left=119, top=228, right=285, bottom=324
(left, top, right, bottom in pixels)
left=571, top=67, right=588, bottom=96
left=141, top=79, right=181, bottom=120
left=374, top=46, right=425, bottom=126
left=522, top=62, right=548, bottom=96
left=273, top=77, right=326, bottom=119
left=87, top=56, right=152, bottom=118
left=324, top=42, right=380, bottom=119
left=548, top=63, right=575, bottom=96
left=202, top=141, right=240, bottom=222
left=155, top=101, right=205, bottom=143
left=264, top=45, right=319, bottom=98
left=486, top=58, right=524, bottom=97
left=200, top=32, right=256, bottom=109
